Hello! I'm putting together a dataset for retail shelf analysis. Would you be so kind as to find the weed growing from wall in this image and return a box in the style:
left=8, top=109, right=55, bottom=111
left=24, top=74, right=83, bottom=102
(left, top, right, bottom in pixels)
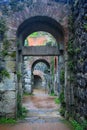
left=0, top=69, right=10, bottom=81
left=16, top=71, right=22, bottom=81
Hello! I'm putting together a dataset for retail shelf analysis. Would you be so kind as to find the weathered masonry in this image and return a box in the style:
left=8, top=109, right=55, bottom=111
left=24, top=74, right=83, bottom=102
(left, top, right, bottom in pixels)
left=0, top=0, right=87, bottom=123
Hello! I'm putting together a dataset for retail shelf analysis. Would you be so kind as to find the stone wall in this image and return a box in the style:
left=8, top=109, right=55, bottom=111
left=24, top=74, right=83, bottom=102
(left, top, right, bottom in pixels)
left=73, top=0, right=87, bottom=120
left=0, top=39, right=17, bottom=118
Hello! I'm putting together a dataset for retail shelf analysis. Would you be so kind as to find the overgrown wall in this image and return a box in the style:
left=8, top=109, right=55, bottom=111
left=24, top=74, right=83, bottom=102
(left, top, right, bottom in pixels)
left=73, top=0, right=87, bottom=121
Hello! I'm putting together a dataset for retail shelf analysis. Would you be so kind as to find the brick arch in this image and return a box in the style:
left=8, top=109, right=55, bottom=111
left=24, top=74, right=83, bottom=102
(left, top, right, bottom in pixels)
left=6, top=1, right=69, bottom=44
left=17, top=16, right=64, bottom=44
left=31, top=58, right=50, bottom=70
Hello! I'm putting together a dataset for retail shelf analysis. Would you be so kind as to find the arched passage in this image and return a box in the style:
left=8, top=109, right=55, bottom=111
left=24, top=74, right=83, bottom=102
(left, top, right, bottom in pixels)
left=33, top=75, right=42, bottom=89
left=17, top=15, right=65, bottom=94
left=16, top=15, right=65, bottom=117
left=17, top=16, right=64, bottom=45
left=32, top=58, right=50, bottom=70
left=31, top=59, right=50, bottom=93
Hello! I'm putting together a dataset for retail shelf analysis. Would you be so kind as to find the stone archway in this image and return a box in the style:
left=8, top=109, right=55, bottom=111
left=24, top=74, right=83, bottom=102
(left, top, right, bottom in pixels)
left=33, top=70, right=45, bottom=89
left=31, top=59, right=51, bottom=93
left=32, top=58, right=50, bottom=70
left=33, top=75, right=42, bottom=89
left=16, top=15, right=65, bottom=117
left=23, top=56, right=51, bottom=93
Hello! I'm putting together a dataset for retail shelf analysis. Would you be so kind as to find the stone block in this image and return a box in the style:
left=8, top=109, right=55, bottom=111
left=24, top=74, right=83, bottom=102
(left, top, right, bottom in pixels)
left=4, top=55, right=16, bottom=61
left=4, top=82, right=16, bottom=90
left=25, top=78, right=31, bottom=83
left=4, top=91, right=16, bottom=99
left=5, top=60, right=16, bottom=73
left=5, top=73, right=15, bottom=82
left=27, top=70, right=31, bottom=76
left=77, top=76, right=86, bottom=88
left=0, top=82, right=4, bottom=90
left=24, top=85, right=31, bottom=93
left=3, top=99, right=16, bottom=113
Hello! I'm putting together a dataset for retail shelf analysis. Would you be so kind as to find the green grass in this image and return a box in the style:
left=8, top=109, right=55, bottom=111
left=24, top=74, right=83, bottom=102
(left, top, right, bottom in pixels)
left=60, top=119, right=74, bottom=130
left=0, top=118, right=16, bottom=124
left=0, top=107, right=28, bottom=124
left=69, top=119, right=87, bottom=130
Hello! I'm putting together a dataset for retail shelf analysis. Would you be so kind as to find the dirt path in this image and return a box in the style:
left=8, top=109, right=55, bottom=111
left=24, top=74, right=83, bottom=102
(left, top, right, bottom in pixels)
left=0, top=89, right=72, bottom=130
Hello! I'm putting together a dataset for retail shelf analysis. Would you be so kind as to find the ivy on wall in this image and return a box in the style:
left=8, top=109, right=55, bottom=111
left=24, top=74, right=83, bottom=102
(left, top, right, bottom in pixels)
left=68, top=15, right=75, bottom=82
left=0, top=17, right=10, bottom=82
left=0, top=18, right=7, bottom=41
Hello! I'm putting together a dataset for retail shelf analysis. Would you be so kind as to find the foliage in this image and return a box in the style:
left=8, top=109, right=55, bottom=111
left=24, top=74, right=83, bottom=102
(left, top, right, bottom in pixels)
left=10, top=51, right=16, bottom=58
left=3, top=39, right=10, bottom=49
left=17, top=92, right=28, bottom=119
left=68, top=15, right=74, bottom=32
left=59, top=91, right=65, bottom=104
left=54, top=98, right=60, bottom=104
left=29, top=32, right=39, bottom=37
left=60, top=107, right=66, bottom=116
left=68, top=61, right=74, bottom=71
left=50, top=88, right=55, bottom=96
left=83, top=24, right=87, bottom=31
left=60, top=69, right=65, bottom=83
left=0, top=69, right=10, bottom=79
left=0, top=19, right=7, bottom=34
left=59, top=90, right=66, bottom=116
left=50, top=92, right=56, bottom=96
left=68, top=15, right=75, bottom=72
left=67, top=38, right=74, bottom=56
left=75, top=48, right=81, bottom=54
left=1, top=39, right=10, bottom=57
left=16, top=71, right=22, bottom=80
left=20, top=107, right=28, bottom=119
left=1, top=50, right=8, bottom=57
left=68, top=76, right=74, bottom=83
left=17, top=94, right=22, bottom=118
left=0, top=118, right=16, bottom=124
left=70, top=119, right=87, bottom=130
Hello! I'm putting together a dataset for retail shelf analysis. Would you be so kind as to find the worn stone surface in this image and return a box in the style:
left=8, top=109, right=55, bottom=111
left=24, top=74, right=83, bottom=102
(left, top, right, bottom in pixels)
left=5, top=60, right=16, bottom=73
